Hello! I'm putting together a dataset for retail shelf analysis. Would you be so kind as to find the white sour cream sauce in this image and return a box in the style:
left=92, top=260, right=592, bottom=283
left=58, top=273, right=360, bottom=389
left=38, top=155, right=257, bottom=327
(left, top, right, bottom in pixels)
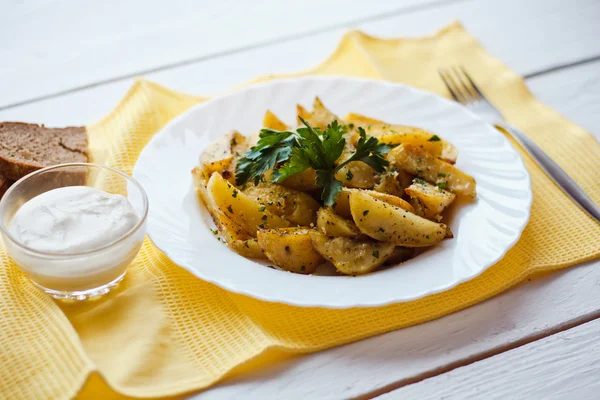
left=8, top=186, right=143, bottom=292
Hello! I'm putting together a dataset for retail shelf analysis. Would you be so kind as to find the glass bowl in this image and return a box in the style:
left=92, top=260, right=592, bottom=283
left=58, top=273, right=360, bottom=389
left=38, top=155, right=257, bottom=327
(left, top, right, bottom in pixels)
left=0, top=163, right=148, bottom=300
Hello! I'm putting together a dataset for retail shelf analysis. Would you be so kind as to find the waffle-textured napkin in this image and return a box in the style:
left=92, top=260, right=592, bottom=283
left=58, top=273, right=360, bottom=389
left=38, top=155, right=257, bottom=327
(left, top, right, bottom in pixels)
left=2, top=22, right=599, bottom=400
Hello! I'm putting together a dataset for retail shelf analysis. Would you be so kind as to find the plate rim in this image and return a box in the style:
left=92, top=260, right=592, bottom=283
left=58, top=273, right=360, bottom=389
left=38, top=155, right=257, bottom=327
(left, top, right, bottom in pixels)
left=133, top=75, right=533, bottom=308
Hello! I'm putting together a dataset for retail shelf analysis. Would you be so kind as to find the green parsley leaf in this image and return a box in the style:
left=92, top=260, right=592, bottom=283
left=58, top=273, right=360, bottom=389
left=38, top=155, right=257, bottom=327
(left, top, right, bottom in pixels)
left=428, top=134, right=441, bottom=142
left=235, top=129, right=298, bottom=186
left=437, top=182, right=448, bottom=190
left=343, top=128, right=390, bottom=173
left=414, top=178, right=426, bottom=185
left=372, top=250, right=379, bottom=258
left=315, top=170, right=343, bottom=206
left=346, top=170, right=354, bottom=181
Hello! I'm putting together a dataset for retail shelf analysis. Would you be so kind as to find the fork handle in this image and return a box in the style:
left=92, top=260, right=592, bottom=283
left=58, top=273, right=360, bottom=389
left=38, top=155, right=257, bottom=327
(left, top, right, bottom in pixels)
left=498, top=123, right=600, bottom=223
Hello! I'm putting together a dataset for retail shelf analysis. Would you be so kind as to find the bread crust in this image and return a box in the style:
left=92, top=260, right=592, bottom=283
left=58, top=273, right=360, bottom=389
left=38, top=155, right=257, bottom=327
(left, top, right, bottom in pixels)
left=0, top=122, right=88, bottom=181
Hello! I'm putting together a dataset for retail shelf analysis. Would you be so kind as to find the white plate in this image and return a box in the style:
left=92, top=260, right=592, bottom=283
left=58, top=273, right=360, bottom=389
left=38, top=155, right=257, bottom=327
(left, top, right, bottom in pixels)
left=133, top=77, right=532, bottom=308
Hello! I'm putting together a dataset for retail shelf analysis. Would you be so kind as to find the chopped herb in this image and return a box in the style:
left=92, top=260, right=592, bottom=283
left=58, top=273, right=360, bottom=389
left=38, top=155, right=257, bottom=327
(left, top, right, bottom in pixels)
left=261, top=214, right=268, bottom=221
left=372, top=250, right=379, bottom=258
left=300, top=265, right=306, bottom=271
left=416, top=157, right=423, bottom=163
left=378, top=227, right=385, bottom=232
left=363, top=210, right=369, bottom=216
left=428, top=134, right=441, bottom=142
left=426, top=235, right=430, bottom=239
left=414, top=178, right=426, bottom=185
left=437, top=172, right=447, bottom=177
left=232, top=189, right=238, bottom=198
left=348, top=123, right=355, bottom=129
left=210, top=228, right=219, bottom=236
left=416, top=169, right=423, bottom=173
left=267, top=265, right=275, bottom=269
left=227, top=205, right=233, bottom=214
left=258, top=205, right=266, bottom=212
left=437, top=182, right=448, bottom=190
left=346, top=170, right=354, bottom=181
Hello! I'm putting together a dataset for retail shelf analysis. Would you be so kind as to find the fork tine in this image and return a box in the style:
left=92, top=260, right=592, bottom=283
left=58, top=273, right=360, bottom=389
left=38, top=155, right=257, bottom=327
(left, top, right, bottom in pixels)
left=453, top=67, right=479, bottom=102
left=439, top=69, right=469, bottom=104
left=438, top=69, right=460, bottom=102
left=444, top=69, right=471, bottom=104
left=460, top=66, right=485, bottom=99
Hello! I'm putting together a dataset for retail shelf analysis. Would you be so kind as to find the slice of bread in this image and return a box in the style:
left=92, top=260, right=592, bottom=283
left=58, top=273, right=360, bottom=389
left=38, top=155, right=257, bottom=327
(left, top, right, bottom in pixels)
left=0, top=122, right=88, bottom=181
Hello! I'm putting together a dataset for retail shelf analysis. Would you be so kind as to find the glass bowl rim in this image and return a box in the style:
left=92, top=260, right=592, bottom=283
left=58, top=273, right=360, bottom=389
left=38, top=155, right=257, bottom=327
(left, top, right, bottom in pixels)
left=0, top=162, right=149, bottom=258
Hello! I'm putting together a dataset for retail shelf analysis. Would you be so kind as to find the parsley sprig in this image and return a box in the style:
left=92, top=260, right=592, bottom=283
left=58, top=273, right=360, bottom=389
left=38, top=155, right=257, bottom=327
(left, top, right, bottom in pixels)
left=236, top=118, right=390, bottom=205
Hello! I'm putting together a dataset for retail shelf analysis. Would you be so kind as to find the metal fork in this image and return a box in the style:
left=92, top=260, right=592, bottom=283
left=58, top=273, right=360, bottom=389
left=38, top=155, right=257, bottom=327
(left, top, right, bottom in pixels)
left=439, top=67, right=600, bottom=223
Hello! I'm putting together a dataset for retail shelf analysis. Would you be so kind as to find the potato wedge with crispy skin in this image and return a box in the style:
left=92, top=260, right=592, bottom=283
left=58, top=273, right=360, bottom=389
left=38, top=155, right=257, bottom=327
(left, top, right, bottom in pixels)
left=373, top=169, right=413, bottom=197
left=310, top=231, right=395, bottom=275
left=281, top=168, right=319, bottom=191
left=346, top=118, right=458, bottom=164
left=215, top=212, right=266, bottom=259
left=296, top=104, right=313, bottom=126
left=244, top=184, right=320, bottom=226
left=199, top=131, right=246, bottom=182
left=343, top=112, right=385, bottom=126
left=349, top=190, right=447, bottom=247
left=263, top=110, right=289, bottom=131
left=389, top=144, right=476, bottom=197
left=258, top=228, right=323, bottom=274
left=405, top=179, right=456, bottom=221
left=317, top=207, right=362, bottom=238
left=334, top=188, right=414, bottom=219
left=207, top=172, right=290, bottom=236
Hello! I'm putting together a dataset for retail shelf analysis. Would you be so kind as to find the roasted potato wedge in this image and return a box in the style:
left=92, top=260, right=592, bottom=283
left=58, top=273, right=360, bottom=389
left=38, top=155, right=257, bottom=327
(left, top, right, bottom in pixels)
left=348, top=123, right=458, bottom=164
left=263, top=110, right=289, bottom=131
left=405, top=180, right=456, bottom=221
left=344, top=112, right=385, bottom=126
left=281, top=168, right=319, bottom=191
left=296, top=97, right=339, bottom=129
left=296, top=104, right=312, bottom=126
left=207, top=172, right=290, bottom=236
left=349, top=190, right=447, bottom=247
left=317, top=207, right=361, bottom=238
left=310, top=231, right=394, bottom=275
left=258, top=228, right=323, bottom=274
left=334, top=188, right=414, bottom=219
left=192, top=166, right=217, bottom=218
left=388, top=144, right=476, bottom=197
left=373, top=170, right=413, bottom=197
left=335, top=162, right=377, bottom=189
left=244, top=184, right=320, bottom=226
left=199, top=131, right=246, bottom=181
left=215, top=211, right=266, bottom=259
left=310, top=97, right=339, bottom=129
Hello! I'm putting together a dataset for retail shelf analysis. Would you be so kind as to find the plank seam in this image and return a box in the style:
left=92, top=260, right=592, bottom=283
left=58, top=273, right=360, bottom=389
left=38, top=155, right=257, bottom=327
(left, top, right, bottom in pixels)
left=0, top=0, right=473, bottom=111
left=358, top=308, right=600, bottom=400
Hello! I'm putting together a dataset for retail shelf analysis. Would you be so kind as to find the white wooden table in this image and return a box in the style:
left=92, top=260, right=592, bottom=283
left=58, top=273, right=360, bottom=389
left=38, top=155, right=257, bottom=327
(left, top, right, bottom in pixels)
left=3, top=1, right=600, bottom=398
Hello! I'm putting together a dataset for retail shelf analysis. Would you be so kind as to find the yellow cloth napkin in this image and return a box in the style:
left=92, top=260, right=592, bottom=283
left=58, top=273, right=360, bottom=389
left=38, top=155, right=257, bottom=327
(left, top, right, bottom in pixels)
left=2, top=22, right=599, bottom=400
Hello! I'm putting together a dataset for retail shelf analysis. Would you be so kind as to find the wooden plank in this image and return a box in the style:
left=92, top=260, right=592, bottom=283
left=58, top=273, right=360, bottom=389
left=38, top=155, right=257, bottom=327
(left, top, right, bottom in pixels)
left=2, top=0, right=600, bottom=123
left=378, top=318, right=600, bottom=400
left=0, top=0, right=446, bottom=108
